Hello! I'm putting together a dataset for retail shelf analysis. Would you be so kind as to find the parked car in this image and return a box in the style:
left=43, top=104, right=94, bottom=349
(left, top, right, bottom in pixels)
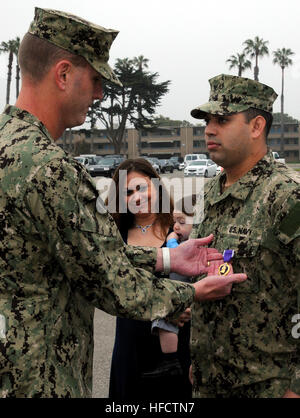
left=87, top=156, right=105, bottom=176
left=79, top=154, right=97, bottom=159
left=184, top=159, right=217, bottom=177
left=102, top=154, right=126, bottom=166
left=150, top=157, right=163, bottom=172
left=74, top=156, right=96, bottom=168
left=88, top=157, right=119, bottom=177
left=170, top=156, right=180, bottom=170
left=272, top=151, right=286, bottom=164
left=159, top=159, right=174, bottom=173
left=179, top=161, right=185, bottom=171
left=184, top=154, right=207, bottom=165
left=142, top=157, right=161, bottom=174
left=179, top=154, right=208, bottom=171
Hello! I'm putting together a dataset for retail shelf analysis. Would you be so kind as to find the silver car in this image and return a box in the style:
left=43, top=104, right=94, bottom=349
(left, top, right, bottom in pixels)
left=184, top=159, right=217, bottom=177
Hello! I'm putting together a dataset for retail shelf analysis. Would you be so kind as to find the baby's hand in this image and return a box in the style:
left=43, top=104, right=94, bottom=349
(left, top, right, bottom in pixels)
left=167, top=232, right=179, bottom=241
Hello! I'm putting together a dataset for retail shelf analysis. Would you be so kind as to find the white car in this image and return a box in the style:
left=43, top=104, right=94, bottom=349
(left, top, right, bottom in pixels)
left=272, top=151, right=286, bottom=164
left=184, top=154, right=207, bottom=165
left=184, top=159, right=217, bottom=177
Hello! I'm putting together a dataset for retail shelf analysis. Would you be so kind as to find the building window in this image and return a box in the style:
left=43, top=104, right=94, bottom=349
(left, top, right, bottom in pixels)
left=97, top=143, right=114, bottom=150
left=193, top=127, right=205, bottom=136
left=149, top=142, right=175, bottom=148
left=283, top=138, right=299, bottom=145
left=270, top=125, right=281, bottom=133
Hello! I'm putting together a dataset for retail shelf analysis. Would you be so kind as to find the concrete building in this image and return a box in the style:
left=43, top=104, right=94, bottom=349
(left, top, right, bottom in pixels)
left=57, top=121, right=300, bottom=162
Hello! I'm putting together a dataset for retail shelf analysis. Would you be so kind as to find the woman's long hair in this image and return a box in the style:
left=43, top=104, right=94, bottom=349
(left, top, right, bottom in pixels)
left=106, top=158, right=174, bottom=240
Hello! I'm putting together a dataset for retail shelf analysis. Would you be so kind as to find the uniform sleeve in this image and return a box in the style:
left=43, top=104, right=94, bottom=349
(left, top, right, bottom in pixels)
left=24, top=159, right=195, bottom=321
left=123, top=244, right=157, bottom=273
left=275, top=189, right=300, bottom=394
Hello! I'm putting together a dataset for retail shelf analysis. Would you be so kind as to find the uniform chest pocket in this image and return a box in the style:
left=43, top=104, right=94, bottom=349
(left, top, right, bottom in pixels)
left=77, top=174, right=116, bottom=237
left=219, top=235, right=261, bottom=294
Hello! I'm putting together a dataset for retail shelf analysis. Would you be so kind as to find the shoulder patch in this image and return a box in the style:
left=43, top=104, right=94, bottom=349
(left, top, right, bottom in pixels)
left=279, top=201, right=300, bottom=238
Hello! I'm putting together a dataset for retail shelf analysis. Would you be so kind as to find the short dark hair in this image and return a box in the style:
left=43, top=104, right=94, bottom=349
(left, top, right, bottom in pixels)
left=242, top=107, right=273, bottom=139
left=18, top=33, right=88, bottom=82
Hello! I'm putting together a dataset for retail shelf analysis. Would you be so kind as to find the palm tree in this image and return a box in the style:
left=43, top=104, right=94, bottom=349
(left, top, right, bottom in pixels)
left=243, top=36, right=269, bottom=81
left=273, top=48, right=294, bottom=155
left=132, top=55, right=149, bottom=72
left=132, top=56, right=149, bottom=155
left=226, top=52, right=252, bottom=76
left=13, top=37, right=21, bottom=99
left=0, top=37, right=20, bottom=104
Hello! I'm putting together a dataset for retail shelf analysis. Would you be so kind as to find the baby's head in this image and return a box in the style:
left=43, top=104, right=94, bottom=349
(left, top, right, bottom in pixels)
left=173, top=195, right=196, bottom=242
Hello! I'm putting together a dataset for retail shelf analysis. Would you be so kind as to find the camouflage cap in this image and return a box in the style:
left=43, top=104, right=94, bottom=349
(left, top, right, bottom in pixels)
left=191, top=74, right=277, bottom=119
left=28, top=7, right=122, bottom=87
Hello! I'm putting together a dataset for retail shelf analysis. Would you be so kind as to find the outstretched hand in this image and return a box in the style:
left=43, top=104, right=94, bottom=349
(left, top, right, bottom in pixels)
left=170, top=234, right=223, bottom=276
left=193, top=273, right=247, bottom=302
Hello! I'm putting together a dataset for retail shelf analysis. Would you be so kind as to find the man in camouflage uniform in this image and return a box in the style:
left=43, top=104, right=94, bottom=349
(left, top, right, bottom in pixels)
left=0, top=10, right=246, bottom=398
left=190, top=74, right=300, bottom=398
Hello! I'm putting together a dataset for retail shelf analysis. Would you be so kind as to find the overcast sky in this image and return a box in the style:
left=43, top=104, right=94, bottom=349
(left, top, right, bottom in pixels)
left=1, top=0, right=299, bottom=127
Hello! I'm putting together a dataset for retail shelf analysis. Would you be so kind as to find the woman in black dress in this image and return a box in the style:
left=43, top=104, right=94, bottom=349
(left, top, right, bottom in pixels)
left=107, top=158, right=192, bottom=400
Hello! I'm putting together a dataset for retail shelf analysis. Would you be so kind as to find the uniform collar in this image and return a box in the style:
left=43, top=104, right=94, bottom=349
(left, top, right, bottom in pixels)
left=4, top=105, right=54, bottom=143
left=206, top=151, right=275, bottom=205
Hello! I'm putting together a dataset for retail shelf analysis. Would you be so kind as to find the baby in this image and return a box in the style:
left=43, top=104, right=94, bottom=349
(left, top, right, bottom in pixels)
left=149, top=194, right=234, bottom=378
left=148, top=195, right=197, bottom=377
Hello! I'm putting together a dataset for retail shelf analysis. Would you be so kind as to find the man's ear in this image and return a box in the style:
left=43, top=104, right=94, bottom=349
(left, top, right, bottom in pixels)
left=250, top=115, right=266, bottom=140
left=54, top=60, right=72, bottom=91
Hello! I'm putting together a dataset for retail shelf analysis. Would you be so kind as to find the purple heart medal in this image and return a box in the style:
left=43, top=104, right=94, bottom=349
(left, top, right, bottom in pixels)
left=218, top=250, right=235, bottom=276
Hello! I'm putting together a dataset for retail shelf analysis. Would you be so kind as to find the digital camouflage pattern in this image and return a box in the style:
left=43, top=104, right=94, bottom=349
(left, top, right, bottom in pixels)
left=191, top=74, right=278, bottom=119
left=0, top=105, right=195, bottom=397
left=28, top=7, right=122, bottom=87
left=190, top=152, right=300, bottom=397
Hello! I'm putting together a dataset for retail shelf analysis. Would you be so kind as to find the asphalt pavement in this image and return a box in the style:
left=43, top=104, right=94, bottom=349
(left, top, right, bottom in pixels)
left=92, top=309, right=115, bottom=398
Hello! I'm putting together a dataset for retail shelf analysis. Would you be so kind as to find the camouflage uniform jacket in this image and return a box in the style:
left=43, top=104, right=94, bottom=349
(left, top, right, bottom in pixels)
left=0, top=106, right=194, bottom=398
left=191, top=152, right=300, bottom=397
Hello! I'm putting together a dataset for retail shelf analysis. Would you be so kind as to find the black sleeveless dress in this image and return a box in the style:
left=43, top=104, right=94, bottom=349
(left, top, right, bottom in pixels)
left=108, top=230, right=192, bottom=400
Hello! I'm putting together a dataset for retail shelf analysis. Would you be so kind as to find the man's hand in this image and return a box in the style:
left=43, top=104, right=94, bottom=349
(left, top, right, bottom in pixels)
left=193, top=273, right=247, bottom=302
left=169, top=234, right=223, bottom=276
